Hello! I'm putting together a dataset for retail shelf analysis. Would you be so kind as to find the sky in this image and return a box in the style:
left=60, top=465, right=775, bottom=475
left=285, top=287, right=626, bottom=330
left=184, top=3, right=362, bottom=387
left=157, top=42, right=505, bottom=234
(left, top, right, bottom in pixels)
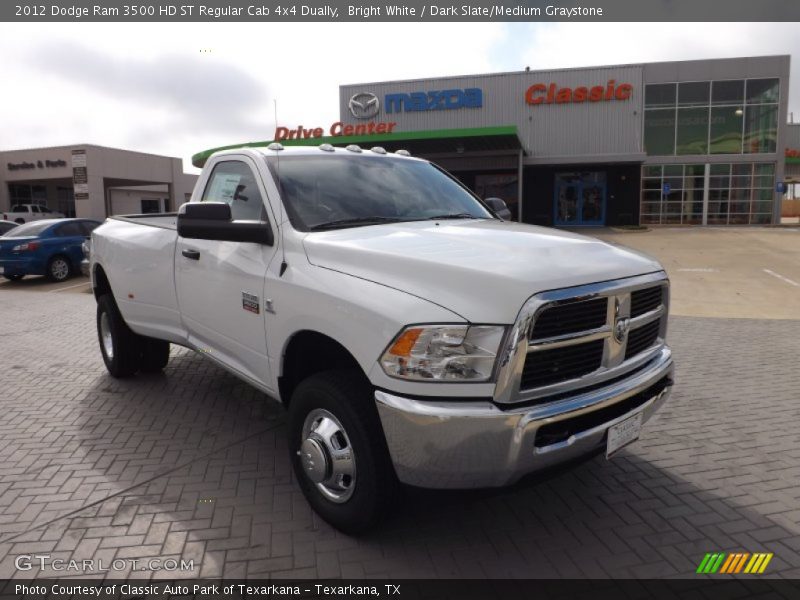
left=1, top=22, right=798, bottom=173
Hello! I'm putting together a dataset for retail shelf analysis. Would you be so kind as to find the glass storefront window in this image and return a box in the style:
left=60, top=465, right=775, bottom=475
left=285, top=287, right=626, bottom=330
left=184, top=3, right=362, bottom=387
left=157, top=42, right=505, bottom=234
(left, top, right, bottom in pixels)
left=710, top=164, right=730, bottom=175
left=645, top=83, right=676, bottom=108
left=712, top=80, right=744, bottom=105
left=644, top=109, right=676, bottom=155
left=743, top=104, right=778, bottom=153
left=755, top=163, right=775, bottom=175
left=746, top=78, right=779, bottom=104
left=643, top=178, right=662, bottom=190
left=641, top=162, right=775, bottom=225
left=645, top=78, right=780, bottom=158
left=709, top=106, right=744, bottom=154
left=678, top=81, right=710, bottom=106
left=643, top=165, right=662, bottom=177
left=676, top=108, right=709, bottom=155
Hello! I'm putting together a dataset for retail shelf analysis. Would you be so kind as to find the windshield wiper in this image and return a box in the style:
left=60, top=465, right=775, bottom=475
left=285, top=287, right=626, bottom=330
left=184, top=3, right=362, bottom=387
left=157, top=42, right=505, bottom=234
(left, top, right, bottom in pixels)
left=425, top=213, right=479, bottom=220
left=309, top=216, right=404, bottom=231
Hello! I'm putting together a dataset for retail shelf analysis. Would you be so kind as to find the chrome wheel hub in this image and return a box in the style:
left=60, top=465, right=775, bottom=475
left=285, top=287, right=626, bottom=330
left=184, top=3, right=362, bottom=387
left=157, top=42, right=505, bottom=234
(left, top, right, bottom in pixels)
left=100, top=312, right=114, bottom=359
left=52, top=259, right=69, bottom=280
left=298, top=409, right=356, bottom=503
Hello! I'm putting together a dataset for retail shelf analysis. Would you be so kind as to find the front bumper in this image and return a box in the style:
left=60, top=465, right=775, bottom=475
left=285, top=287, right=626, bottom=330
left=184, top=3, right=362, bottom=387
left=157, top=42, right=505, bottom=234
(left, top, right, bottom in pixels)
left=375, top=346, right=673, bottom=489
left=81, top=258, right=90, bottom=277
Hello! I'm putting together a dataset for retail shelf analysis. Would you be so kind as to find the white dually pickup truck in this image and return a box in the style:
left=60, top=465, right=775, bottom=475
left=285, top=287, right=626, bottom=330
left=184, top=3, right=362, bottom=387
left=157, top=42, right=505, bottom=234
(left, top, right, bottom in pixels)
left=90, top=144, right=674, bottom=532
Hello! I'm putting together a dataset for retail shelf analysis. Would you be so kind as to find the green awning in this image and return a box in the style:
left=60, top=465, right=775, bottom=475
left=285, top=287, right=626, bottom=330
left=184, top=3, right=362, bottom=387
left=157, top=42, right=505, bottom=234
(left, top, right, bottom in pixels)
left=191, top=126, right=523, bottom=168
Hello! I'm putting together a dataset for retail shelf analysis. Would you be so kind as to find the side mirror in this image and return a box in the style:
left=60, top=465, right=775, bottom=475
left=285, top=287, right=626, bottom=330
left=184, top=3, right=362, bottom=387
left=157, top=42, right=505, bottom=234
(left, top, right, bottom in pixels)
left=484, top=197, right=512, bottom=221
left=177, top=202, right=273, bottom=245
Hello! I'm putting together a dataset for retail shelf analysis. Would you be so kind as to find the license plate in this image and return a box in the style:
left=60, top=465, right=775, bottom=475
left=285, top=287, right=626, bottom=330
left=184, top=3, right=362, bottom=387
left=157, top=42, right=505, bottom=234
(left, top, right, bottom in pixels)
left=606, top=412, right=643, bottom=458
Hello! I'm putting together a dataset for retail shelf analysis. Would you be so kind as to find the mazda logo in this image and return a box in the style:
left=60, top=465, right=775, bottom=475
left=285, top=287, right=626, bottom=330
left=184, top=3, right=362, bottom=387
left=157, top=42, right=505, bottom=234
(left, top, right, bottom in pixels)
left=348, top=92, right=380, bottom=119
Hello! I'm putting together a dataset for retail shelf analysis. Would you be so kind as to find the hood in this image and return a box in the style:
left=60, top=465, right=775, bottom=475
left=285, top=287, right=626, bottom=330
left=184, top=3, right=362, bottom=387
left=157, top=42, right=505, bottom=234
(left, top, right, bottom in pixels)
left=303, top=220, right=663, bottom=323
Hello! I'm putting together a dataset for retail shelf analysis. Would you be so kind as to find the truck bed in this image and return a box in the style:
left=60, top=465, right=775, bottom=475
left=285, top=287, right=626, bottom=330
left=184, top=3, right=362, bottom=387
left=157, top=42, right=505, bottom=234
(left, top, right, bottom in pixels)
left=111, top=213, right=178, bottom=230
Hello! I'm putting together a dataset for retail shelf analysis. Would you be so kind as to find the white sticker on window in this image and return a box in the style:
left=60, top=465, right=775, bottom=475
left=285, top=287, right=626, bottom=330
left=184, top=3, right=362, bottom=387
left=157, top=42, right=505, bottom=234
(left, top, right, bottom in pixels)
left=207, top=173, right=242, bottom=204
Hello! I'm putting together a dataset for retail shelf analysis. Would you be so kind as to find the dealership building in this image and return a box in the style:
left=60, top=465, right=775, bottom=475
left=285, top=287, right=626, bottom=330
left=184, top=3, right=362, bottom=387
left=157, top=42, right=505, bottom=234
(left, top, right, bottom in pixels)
left=338, top=55, right=790, bottom=226
left=0, top=144, right=197, bottom=220
left=194, top=54, right=791, bottom=228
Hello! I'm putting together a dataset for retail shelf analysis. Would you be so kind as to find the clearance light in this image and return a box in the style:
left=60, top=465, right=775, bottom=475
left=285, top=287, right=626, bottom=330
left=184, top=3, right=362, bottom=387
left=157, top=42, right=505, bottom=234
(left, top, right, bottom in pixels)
left=380, top=325, right=505, bottom=382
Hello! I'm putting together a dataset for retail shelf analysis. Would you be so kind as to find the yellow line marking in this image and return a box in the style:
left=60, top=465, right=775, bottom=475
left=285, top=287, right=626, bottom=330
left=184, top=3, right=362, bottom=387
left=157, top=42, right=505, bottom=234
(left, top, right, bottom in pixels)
left=744, top=554, right=758, bottom=573
left=758, top=553, right=773, bottom=574
left=750, top=553, right=766, bottom=573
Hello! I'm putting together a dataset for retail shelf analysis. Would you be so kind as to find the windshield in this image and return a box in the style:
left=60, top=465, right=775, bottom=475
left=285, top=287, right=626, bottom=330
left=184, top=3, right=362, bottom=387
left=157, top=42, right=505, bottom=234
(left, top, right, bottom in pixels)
left=3, top=221, right=52, bottom=237
left=265, top=155, right=493, bottom=231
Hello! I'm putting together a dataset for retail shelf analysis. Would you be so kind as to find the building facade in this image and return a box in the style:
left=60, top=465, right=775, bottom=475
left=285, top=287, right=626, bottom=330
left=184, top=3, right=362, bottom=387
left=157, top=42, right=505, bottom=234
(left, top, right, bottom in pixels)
left=336, top=55, right=790, bottom=227
left=1, top=144, right=197, bottom=220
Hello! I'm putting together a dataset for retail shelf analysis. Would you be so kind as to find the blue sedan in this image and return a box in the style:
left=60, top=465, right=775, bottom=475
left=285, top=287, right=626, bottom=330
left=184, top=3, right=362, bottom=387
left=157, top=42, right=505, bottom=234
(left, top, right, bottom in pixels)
left=0, top=218, right=101, bottom=282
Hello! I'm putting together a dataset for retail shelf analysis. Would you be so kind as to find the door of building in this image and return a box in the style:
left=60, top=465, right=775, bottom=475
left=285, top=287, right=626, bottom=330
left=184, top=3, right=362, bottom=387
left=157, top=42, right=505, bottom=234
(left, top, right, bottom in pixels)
left=554, top=172, right=606, bottom=226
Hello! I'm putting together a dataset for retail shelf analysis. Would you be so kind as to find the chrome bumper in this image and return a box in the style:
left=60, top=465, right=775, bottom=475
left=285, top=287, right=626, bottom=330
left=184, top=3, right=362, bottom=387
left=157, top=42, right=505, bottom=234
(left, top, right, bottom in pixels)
left=375, top=346, right=673, bottom=489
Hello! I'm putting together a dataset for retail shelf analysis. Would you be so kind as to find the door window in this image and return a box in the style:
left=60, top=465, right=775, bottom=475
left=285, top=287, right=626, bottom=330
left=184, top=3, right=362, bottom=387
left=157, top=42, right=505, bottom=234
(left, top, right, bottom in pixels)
left=201, top=160, right=266, bottom=221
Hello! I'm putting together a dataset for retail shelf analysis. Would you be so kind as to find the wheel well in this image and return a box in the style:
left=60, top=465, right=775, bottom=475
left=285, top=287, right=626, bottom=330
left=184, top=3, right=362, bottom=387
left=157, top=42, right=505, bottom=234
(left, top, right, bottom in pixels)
left=93, top=264, right=112, bottom=301
left=279, top=331, right=364, bottom=406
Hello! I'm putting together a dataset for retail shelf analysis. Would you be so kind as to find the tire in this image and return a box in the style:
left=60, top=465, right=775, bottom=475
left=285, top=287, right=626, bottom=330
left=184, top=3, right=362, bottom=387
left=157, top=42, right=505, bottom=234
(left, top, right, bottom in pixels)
left=288, top=370, right=397, bottom=534
left=3, top=274, right=23, bottom=281
left=47, top=255, right=72, bottom=282
left=14, top=218, right=24, bottom=224
left=139, top=337, right=170, bottom=373
left=97, top=294, right=142, bottom=377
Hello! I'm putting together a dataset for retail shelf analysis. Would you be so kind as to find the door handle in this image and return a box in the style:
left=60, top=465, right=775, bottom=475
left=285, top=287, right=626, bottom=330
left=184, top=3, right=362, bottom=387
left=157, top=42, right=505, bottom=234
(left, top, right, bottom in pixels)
left=181, top=249, right=200, bottom=260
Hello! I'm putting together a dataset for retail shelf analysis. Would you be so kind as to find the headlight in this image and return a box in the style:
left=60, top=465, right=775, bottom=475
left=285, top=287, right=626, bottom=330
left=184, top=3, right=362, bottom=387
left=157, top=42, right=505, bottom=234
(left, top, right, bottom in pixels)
left=380, top=325, right=506, bottom=382
left=82, top=239, right=92, bottom=260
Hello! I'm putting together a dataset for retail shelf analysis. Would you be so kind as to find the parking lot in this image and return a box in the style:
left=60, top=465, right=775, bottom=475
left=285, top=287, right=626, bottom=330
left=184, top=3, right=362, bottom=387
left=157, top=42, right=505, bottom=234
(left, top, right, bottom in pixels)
left=0, top=227, right=798, bottom=579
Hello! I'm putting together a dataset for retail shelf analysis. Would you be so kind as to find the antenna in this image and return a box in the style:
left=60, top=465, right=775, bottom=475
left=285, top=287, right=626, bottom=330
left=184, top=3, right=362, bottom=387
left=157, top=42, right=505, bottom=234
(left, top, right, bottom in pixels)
left=274, top=99, right=288, bottom=277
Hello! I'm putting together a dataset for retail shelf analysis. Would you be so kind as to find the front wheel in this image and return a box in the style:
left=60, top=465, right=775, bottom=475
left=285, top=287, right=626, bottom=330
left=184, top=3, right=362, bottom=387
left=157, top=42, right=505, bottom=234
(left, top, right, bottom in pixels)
left=97, top=294, right=142, bottom=377
left=288, top=371, right=397, bottom=534
left=139, top=337, right=170, bottom=373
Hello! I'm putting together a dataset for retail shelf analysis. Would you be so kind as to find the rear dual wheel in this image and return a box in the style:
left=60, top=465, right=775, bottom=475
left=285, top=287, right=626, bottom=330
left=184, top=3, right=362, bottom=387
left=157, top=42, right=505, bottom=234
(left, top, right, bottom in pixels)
left=97, top=294, right=170, bottom=377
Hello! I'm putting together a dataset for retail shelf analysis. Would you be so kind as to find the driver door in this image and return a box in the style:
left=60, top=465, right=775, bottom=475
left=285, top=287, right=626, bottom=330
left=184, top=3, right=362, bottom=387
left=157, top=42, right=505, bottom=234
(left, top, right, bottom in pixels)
left=175, top=156, right=278, bottom=390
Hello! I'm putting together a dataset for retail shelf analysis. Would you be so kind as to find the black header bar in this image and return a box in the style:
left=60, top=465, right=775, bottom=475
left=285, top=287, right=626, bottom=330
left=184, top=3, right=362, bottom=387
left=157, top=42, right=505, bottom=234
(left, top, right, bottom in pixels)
left=3, top=0, right=800, bottom=22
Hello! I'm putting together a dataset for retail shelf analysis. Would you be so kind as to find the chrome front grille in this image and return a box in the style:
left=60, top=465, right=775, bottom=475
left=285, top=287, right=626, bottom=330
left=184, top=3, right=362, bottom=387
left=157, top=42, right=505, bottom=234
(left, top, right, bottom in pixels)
left=494, top=272, right=670, bottom=406
left=521, top=338, right=604, bottom=389
left=529, top=297, right=608, bottom=339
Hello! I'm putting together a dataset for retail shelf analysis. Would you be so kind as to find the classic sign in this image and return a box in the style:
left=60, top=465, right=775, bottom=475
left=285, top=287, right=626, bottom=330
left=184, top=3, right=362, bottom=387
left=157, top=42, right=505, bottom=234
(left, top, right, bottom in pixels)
left=525, top=80, right=633, bottom=105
